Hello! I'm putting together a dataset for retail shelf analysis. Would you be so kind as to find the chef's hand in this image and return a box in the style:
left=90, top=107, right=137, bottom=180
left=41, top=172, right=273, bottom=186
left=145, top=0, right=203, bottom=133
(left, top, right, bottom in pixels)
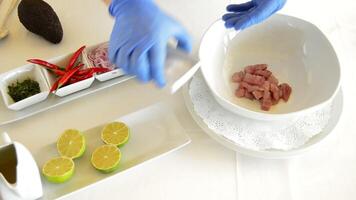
left=222, top=0, right=286, bottom=30
left=108, top=0, right=192, bottom=87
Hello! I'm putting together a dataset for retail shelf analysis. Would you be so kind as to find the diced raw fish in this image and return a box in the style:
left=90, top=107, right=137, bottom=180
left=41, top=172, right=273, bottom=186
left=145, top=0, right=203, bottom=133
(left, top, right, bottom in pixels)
left=232, top=63, right=292, bottom=111
left=254, top=69, right=272, bottom=78
left=262, top=81, right=270, bottom=91
left=279, top=87, right=283, bottom=97
left=261, top=100, right=272, bottom=111
left=248, top=85, right=263, bottom=93
left=244, top=64, right=268, bottom=74
left=263, top=90, right=271, bottom=101
left=235, top=87, right=245, bottom=98
left=252, top=90, right=264, bottom=100
left=254, top=64, right=268, bottom=71
left=240, top=81, right=263, bottom=92
left=244, top=65, right=256, bottom=74
left=272, top=98, right=280, bottom=105
left=243, top=73, right=265, bottom=86
left=279, top=83, right=292, bottom=101
left=244, top=91, right=254, bottom=100
left=267, top=74, right=279, bottom=85
left=270, top=83, right=280, bottom=101
left=232, top=71, right=245, bottom=83
left=239, top=81, right=249, bottom=88
left=260, top=90, right=272, bottom=111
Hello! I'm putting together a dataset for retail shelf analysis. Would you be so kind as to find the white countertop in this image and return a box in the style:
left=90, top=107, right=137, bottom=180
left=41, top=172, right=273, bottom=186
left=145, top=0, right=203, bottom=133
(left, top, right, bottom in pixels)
left=0, top=0, right=356, bottom=199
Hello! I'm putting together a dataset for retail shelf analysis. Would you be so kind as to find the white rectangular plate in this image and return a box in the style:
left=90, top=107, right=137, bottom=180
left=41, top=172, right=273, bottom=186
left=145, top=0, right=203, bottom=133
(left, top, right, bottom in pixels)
left=0, top=46, right=197, bottom=126
left=0, top=75, right=134, bottom=126
left=37, top=102, right=191, bottom=199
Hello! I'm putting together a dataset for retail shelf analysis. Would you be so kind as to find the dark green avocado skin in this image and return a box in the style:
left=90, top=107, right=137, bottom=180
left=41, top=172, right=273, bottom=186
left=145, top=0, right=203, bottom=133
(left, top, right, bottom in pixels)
left=18, top=0, right=63, bottom=44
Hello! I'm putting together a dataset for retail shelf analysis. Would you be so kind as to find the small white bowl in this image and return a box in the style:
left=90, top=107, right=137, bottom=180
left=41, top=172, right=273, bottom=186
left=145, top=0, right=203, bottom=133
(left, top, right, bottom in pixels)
left=0, top=64, right=50, bottom=110
left=41, top=52, right=95, bottom=97
left=199, top=15, right=341, bottom=121
left=84, top=42, right=125, bottom=82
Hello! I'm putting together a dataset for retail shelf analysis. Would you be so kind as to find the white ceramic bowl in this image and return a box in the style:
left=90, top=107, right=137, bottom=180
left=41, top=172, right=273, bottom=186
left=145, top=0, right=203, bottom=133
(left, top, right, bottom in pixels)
left=199, top=15, right=341, bottom=121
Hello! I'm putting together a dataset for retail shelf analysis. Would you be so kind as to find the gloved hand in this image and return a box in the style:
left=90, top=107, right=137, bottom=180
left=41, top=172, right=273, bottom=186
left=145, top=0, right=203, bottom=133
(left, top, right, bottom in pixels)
left=108, top=0, right=192, bottom=87
left=222, top=0, right=286, bottom=30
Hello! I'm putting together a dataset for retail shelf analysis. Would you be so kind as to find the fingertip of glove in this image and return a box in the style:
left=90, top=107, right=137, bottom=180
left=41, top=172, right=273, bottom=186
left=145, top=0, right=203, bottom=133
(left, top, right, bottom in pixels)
left=156, top=79, right=166, bottom=88
left=224, top=24, right=230, bottom=29
left=119, top=61, right=130, bottom=75
left=152, top=72, right=166, bottom=88
left=226, top=4, right=234, bottom=12
left=224, top=22, right=234, bottom=29
left=177, top=41, right=192, bottom=53
left=136, top=68, right=151, bottom=83
left=234, top=20, right=249, bottom=31
left=232, top=15, right=251, bottom=31
left=108, top=2, right=115, bottom=16
left=222, top=14, right=231, bottom=21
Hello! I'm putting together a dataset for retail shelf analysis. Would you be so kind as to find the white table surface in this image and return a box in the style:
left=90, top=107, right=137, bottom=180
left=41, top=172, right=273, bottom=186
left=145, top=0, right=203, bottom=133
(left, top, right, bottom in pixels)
left=0, top=0, right=356, bottom=200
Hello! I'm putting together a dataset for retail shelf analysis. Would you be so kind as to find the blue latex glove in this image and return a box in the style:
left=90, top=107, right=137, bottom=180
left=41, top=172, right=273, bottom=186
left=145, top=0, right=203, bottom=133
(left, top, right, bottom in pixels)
left=108, top=0, right=192, bottom=87
left=222, top=0, right=286, bottom=30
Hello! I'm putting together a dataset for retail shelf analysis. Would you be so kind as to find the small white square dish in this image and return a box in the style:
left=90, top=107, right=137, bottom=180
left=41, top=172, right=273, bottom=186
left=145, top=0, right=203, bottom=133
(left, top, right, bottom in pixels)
left=0, top=64, right=50, bottom=111
left=94, top=68, right=125, bottom=82
left=84, top=42, right=125, bottom=82
left=41, top=52, right=95, bottom=97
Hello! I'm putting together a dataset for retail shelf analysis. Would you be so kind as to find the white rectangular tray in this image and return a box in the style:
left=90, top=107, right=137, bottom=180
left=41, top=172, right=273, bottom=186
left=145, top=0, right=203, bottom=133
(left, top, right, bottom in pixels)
left=0, top=75, right=134, bottom=126
left=0, top=47, right=196, bottom=126
left=37, top=102, right=191, bottom=199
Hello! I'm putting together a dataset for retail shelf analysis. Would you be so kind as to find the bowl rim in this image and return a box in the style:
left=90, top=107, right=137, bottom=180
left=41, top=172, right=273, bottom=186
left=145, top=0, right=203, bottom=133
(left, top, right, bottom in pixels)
left=198, top=14, right=342, bottom=120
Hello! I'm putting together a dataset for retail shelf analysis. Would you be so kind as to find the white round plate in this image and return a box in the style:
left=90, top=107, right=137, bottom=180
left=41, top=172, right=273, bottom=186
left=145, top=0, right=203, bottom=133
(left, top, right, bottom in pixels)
left=183, top=81, right=343, bottom=159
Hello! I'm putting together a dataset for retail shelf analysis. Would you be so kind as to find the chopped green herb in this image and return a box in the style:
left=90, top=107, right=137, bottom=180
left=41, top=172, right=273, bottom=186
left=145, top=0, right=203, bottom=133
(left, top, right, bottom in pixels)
left=8, top=79, right=41, bottom=102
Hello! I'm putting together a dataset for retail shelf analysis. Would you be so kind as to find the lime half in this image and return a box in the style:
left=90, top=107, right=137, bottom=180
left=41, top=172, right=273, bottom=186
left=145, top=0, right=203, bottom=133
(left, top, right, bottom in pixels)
left=91, top=145, right=121, bottom=173
left=57, top=129, right=86, bottom=159
left=42, top=157, right=74, bottom=183
left=101, top=122, right=129, bottom=147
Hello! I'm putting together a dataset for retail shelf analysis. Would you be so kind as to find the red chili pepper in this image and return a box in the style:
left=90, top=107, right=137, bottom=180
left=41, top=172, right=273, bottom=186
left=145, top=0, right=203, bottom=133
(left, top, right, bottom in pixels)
left=51, top=69, right=66, bottom=76
left=82, top=70, right=95, bottom=79
left=76, top=67, right=110, bottom=76
left=68, top=79, right=77, bottom=85
left=91, top=67, right=111, bottom=74
left=75, top=68, right=92, bottom=76
left=50, top=79, right=60, bottom=93
left=65, top=46, right=86, bottom=71
left=27, top=59, right=60, bottom=70
left=58, top=64, right=83, bottom=87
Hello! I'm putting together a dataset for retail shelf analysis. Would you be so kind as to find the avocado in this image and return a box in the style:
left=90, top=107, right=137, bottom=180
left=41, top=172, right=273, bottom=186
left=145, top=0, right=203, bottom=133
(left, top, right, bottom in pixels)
left=18, top=0, right=63, bottom=44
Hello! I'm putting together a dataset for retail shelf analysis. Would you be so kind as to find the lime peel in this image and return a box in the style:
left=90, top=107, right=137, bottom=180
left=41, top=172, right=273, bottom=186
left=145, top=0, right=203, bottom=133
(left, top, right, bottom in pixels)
left=91, top=144, right=121, bottom=173
left=101, top=122, right=130, bottom=147
left=57, top=129, right=86, bottom=159
left=42, top=157, right=74, bottom=183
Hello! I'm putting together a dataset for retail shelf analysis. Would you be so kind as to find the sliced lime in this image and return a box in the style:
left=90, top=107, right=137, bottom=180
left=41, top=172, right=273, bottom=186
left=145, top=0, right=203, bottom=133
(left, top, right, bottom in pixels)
left=101, top=122, right=129, bottom=147
left=91, top=145, right=121, bottom=173
left=42, top=157, right=74, bottom=183
left=57, top=129, right=86, bottom=159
